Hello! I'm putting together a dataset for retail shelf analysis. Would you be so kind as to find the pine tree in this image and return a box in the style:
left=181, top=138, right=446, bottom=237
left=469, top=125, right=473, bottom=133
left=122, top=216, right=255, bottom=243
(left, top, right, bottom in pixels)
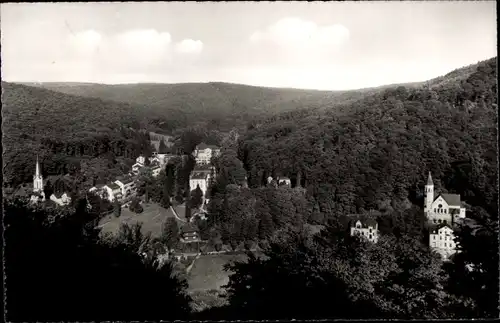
left=161, top=217, right=179, bottom=250
left=113, top=200, right=121, bottom=218
left=190, top=185, right=204, bottom=209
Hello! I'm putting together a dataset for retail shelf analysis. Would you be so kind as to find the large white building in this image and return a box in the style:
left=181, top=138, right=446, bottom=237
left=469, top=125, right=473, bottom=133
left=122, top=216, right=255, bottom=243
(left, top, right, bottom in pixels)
left=189, top=172, right=211, bottom=198
left=193, top=143, right=221, bottom=165
left=424, top=172, right=466, bottom=225
left=114, top=176, right=136, bottom=197
left=429, top=224, right=457, bottom=261
left=349, top=216, right=379, bottom=243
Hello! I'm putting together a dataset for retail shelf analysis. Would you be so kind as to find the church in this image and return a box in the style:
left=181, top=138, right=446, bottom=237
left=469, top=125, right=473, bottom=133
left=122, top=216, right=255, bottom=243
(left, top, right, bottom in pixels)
left=424, top=172, right=466, bottom=225
left=30, top=157, right=71, bottom=206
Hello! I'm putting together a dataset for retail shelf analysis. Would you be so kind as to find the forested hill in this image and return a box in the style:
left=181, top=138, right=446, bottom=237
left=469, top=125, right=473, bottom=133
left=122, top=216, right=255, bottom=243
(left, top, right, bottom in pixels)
left=237, top=57, right=497, bottom=220
left=2, top=82, right=154, bottom=188
left=22, top=81, right=399, bottom=132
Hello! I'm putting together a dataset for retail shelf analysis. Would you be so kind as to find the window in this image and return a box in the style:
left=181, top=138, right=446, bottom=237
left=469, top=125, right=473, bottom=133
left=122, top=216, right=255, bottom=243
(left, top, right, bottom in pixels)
left=444, top=209, right=447, bottom=214
left=433, top=219, right=437, bottom=224
left=444, top=243, right=447, bottom=247
left=438, top=219, right=442, bottom=223
left=440, top=236, right=442, bottom=240
left=434, top=208, right=436, bottom=212
left=433, top=236, right=436, bottom=240
left=445, top=237, right=447, bottom=241
left=369, top=228, right=372, bottom=233
left=369, top=234, right=372, bottom=239
left=433, top=242, right=436, bottom=247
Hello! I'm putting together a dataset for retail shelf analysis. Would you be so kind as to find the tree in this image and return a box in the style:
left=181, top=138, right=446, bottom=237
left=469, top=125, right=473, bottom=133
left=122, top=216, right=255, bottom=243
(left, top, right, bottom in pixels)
left=113, top=200, right=121, bottom=218
left=4, top=196, right=191, bottom=321
left=129, top=197, right=143, bottom=214
left=43, top=180, right=54, bottom=199
left=161, top=217, right=179, bottom=250
left=190, top=185, right=204, bottom=209
left=160, top=186, right=171, bottom=209
left=158, top=139, right=168, bottom=154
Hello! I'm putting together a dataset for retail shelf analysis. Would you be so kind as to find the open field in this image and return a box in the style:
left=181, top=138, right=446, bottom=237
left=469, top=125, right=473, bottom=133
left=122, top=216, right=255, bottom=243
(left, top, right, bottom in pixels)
left=98, top=202, right=175, bottom=238
left=187, top=253, right=252, bottom=292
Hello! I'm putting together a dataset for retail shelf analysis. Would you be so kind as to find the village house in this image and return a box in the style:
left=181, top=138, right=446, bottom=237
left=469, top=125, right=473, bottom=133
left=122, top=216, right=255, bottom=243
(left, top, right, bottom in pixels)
left=189, top=172, right=211, bottom=198
left=151, top=165, right=162, bottom=177
left=114, top=176, right=136, bottom=197
left=153, top=152, right=176, bottom=166
left=50, top=192, right=72, bottom=206
left=102, top=182, right=122, bottom=202
left=193, top=143, right=221, bottom=165
left=429, top=224, right=457, bottom=261
left=277, top=176, right=291, bottom=186
left=349, top=216, right=379, bottom=243
left=180, top=223, right=201, bottom=243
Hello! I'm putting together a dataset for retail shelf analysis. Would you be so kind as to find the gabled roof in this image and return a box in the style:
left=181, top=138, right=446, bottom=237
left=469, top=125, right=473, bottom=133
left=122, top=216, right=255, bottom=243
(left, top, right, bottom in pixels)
left=439, top=193, right=461, bottom=206
left=107, top=182, right=120, bottom=190
left=348, top=215, right=378, bottom=228
left=197, top=143, right=220, bottom=150
left=430, top=223, right=454, bottom=233
left=181, top=223, right=199, bottom=234
left=116, top=176, right=134, bottom=185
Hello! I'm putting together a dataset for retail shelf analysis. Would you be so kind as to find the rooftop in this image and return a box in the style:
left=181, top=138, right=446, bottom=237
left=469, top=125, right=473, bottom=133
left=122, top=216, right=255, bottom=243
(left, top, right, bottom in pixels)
left=197, top=143, right=220, bottom=150
left=107, top=182, right=120, bottom=190
left=439, top=193, right=461, bottom=207
left=191, top=172, right=209, bottom=180
left=348, top=214, right=378, bottom=228
left=181, top=223, right=199, bottom=234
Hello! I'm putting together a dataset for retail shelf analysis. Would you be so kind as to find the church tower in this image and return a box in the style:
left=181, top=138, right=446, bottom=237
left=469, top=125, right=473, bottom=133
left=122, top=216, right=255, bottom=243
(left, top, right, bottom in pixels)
left=424, top=171, right=434, bottom=215
left=33, top=156, right=44, bottom=193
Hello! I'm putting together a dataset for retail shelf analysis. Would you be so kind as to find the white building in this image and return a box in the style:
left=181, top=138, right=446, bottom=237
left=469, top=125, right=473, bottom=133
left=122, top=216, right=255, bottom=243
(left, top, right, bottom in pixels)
left=193, top=143, right=221, bottom=165
left=153, top=153, right=176, bottom=166
left=189, top=172, right=211, bottom=197
left=136, top=155, right=146, bottom=165
left=277, top=177, right=291, bottom=187
left=115, top=176, right=136, bottom=197
left=424, top=172, right=466, bottom=225
left=50, top=192, right=72, bottom=206
left=429, top=224, right=457, bottom=261
left=151, top=166, right=162, bottom=177
left=103, top=183, right=122, bottom=202
left=350, top=217, right=379, bottom=243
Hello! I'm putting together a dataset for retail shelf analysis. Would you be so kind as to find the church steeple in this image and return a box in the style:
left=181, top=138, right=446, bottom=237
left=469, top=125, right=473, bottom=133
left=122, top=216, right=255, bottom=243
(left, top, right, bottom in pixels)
left=35, top=155, right=41, bottom=178
left=427, top=171, right=433, bottom=185
left=424, top=171, right=434, bottom=216
left=33, top=155, right=44, bottom=193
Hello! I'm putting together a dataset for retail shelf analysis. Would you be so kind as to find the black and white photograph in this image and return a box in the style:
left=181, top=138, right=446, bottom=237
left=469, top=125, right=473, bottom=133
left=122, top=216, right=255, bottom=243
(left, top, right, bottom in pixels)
left=1, top=1, right=498, bottom=321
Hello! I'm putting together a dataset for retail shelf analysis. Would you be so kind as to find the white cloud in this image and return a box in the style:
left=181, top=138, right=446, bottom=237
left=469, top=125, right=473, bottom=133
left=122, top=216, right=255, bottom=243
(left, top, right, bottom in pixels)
left=175, top=39, right=203, bottom=54
left=250, top=17, right=350, bottom=48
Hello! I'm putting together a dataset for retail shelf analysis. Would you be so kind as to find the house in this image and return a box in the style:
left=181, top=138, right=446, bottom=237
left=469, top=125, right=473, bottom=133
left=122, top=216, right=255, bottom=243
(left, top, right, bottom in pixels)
left=180, top=223, right=201, bottom=243
left=103, top=182, right=122, bottom=202
left=429, top=224, right=457, bottom=261
left=50, top=192, right=71, bottom=206
left=277, top=176, right=291, bottom=187
left=349, top=216, right=379, bottom=243
left=189, top=172, right=211, bottom=197
left=424, top=172, right=466, bottom=225
left=131, top=163, right=144, bottom=174
left=136, top=155, right=146, bottom=165
left=153, top=153, right=176, bottom=166
left=193, top=143, right=221, bottom=165
left=151, top=165, right=162, bottom=177
left=114, top=176, right=136, bottom=197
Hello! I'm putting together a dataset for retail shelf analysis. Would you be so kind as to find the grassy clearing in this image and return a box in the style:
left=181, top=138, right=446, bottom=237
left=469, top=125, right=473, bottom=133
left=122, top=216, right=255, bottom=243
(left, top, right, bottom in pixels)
left=98, top=202, right=174, bottom=238
left=187, top=253, right=249, bottom=292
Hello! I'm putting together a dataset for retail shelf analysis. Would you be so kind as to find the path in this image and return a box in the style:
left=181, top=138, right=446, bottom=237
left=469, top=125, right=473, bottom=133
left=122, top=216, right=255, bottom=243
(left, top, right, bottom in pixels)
left=170, top=205, right=187, bottom=223
left=186, top=253, right=201, bottom=274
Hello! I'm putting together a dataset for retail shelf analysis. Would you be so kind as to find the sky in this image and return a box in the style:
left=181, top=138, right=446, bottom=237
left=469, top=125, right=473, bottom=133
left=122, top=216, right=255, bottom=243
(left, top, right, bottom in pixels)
left=1, top=2, right=496, bottom=90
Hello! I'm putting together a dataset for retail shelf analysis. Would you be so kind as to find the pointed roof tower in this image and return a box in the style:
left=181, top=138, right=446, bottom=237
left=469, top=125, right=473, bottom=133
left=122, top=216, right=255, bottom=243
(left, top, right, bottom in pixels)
left=35, top=155, right=41, bottom=178
left=427, top=171, right=433, bottom=185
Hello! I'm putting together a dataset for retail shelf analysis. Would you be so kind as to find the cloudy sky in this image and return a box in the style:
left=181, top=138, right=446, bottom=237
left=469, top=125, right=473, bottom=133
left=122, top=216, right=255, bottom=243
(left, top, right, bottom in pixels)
left=1, top=2, right=496, bottom=90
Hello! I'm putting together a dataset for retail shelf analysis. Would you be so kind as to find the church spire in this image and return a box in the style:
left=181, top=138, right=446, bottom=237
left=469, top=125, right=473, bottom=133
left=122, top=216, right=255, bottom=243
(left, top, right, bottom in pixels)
left=427, top=171, right=433, bottom=185
left=35, top=155, right=40, bottom=178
